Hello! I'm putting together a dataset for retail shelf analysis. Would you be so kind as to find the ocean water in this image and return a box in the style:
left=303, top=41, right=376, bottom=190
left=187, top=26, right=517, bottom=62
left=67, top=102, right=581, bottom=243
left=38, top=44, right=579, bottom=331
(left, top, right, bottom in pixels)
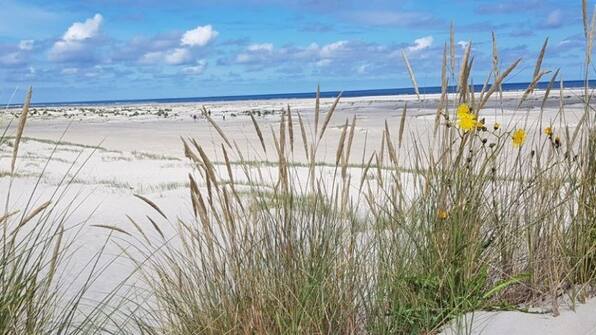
left=19, top=79, right=596, bottom=108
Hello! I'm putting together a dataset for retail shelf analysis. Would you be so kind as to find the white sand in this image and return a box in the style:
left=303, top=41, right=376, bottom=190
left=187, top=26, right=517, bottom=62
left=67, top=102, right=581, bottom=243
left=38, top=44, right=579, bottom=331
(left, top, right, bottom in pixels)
left=442, top=296, right=596, bottom=335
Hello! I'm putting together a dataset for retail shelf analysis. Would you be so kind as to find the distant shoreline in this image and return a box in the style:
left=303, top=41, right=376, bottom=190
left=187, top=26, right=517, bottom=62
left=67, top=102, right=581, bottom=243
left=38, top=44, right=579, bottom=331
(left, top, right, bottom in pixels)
left=6, top=79, right=596, bottom=108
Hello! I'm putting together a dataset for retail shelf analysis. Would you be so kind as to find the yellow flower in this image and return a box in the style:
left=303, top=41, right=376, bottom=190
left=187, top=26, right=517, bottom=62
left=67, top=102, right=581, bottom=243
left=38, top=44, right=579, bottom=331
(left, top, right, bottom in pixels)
left=493, top=122, right=500, bottom=131
left=512, top=129, right=526, bottom=147
left=437, top=208, right=449, bottom=220
left=459, top=115, right=478, bottom=131
left=544, top=127, right=553, bottom=137
left=457, top=104, right=479, bottom=132
left=457, top=103, right=471, bottom=119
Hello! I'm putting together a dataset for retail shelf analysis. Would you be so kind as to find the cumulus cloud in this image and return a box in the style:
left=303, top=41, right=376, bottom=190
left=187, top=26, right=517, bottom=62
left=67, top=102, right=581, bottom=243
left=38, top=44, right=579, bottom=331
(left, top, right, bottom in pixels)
left=247, top=43, right=274, bottom=52
left=140, top=48, right=192, bottom=65
left=49, top=13, right=103, bottom=61
left=134, top=24, right=217, bottom=68
left=0, top=40, right=34, bottom=66
left=218, top=35, right=449, bottom=80
left=139, top=51, right=162, bottom=64
left=225, top=39, right=406, bottom=77
left=181, top=59, right=207, bottom=75
left=231, top=40, right=354, bottom=66
left=357, top=64, right=370, bottom=74
left=181, top=25, right=218, bottom=47
left=236, top=43, right=275, bottom=63
left=63, top=14, right=102, bottom=41
left=407, top=36, right=433, bottom=52
left=164, top=48, right=192, bottom=64
left=320, top=40, right=348, bottom=58
left=19, top=40, right=34, bottom=50
left=550, top=34, right=584, bottom=56
left=315, top=59, right=332, bottom=67
left=0, top=52, right=23, bottom=65
left=50, top=40, right=85, bottom=59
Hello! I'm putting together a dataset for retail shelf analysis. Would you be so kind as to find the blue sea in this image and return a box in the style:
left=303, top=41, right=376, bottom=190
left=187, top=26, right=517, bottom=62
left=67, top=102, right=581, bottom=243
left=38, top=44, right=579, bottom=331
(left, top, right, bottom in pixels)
left=18, top=79, right=596, bottom=108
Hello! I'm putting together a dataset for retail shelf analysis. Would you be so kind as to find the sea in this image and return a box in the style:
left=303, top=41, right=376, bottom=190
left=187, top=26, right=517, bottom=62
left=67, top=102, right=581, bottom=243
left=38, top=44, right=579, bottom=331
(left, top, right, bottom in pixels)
left=12, top=79, right=596, bottom=108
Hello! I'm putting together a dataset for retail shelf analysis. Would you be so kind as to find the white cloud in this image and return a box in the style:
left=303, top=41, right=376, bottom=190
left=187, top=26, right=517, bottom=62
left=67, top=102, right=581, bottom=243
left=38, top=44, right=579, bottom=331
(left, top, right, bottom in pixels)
left=0, top=39, right=34, bottom=65
left=140, top=51, right=163, bottom=64
left=135, top=25, right=216, bottom=66
left=320, top=40, right=348, bottom=58
left=407, top=36, right=433, bottom=52
left=19, top=39, right=34, bottom=50
left=0, top=52, right=22, bottom=65
left=49, top=40, right=85, bottom=60
left=49, top=13, right=103, bottom=61
left=357, top=64, right=370, bottom=74
left=230, top=38, right=354, bottom=66
left=226, top=39, right=416, bottom=77
left=315, top=59, right=331, bottom=67
left=140, top=48, right=192, bottom=65
left=247, top=43, right=273, bottom=52
left=457, top=41, right=469, bottom=50
left=235, top=43, right=274, bottom=64
left=63, top=13, right=102, bottom=41
left=182, top=59, right=207, bottom=75
left=306, top=42, right=319, bottom=50
left=181, top=25, right=218, bottom=47
left=164, top=48, right=191, bottom=65
left=230, top=40, right=359, bottom=68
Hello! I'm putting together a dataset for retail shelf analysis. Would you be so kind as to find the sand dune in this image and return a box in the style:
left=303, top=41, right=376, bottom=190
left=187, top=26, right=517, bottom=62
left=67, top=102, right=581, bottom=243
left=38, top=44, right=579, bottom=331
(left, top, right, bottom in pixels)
left=1, top=89, right=594, bottom=334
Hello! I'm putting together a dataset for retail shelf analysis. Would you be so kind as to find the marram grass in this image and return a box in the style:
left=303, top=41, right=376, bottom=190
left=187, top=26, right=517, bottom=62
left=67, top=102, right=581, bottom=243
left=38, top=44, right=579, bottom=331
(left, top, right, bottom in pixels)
left=0, top=89, right=135, bottom=334
left=128, top=23, right=595, bottom=335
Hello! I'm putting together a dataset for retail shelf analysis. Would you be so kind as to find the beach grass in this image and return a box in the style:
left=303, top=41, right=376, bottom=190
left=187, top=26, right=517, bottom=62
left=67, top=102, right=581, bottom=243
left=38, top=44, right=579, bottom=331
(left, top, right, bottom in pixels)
left=128, top=26, right=595, bottom=334
left=0, top=89, right=133, bottom=334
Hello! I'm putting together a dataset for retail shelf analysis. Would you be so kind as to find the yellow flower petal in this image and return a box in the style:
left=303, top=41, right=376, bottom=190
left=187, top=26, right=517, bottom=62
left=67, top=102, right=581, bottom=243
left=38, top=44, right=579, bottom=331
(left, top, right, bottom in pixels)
left=459, top=117, right=477, bottom=131
left=437, top=209, right=449, bottom=220
left=457, top=103, right=470, bottom=116
left=544, top=127, right=553, bottom=137
left=512, top=129, right=526, bottom=147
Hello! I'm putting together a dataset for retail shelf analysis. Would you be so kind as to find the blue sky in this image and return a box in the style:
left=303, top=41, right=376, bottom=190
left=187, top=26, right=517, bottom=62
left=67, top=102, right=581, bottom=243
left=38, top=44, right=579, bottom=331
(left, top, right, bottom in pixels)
left=0, top=0, right=590, bottom=103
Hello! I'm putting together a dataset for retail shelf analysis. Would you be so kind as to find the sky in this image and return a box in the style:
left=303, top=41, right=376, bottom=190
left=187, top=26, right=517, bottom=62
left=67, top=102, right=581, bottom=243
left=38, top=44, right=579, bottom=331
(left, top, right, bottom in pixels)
left=0, top=0, right=591, bottom=103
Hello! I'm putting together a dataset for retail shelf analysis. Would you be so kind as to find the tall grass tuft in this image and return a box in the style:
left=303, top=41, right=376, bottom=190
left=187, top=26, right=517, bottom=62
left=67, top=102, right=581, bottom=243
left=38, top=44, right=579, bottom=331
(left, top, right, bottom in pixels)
left=134, top=98, right=364, bottom=334
left=0, top=89, right=132, bottom=334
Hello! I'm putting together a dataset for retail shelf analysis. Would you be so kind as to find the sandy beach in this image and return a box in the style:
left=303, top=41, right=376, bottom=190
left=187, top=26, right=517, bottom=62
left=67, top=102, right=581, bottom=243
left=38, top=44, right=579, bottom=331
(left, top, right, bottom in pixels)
left=1, top=89, right=594, bottom=334
left=3, top=88, right=588, bottom=158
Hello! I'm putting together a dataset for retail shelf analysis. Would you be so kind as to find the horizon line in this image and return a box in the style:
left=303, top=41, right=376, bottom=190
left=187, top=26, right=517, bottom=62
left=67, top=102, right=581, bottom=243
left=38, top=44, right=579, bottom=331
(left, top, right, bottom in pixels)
left=5, top=79, right=595, bottom=107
